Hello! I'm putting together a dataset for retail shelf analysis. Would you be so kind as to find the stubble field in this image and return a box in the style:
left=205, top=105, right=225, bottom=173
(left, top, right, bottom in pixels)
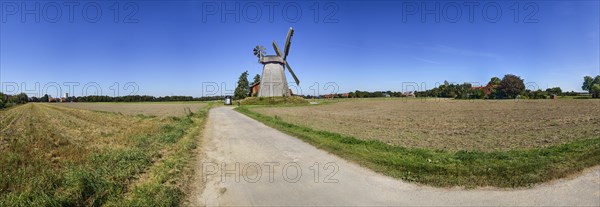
left=54, top=102, right=207, bottom=117
left=251, top=99, right=600, bottom=151
left=0, top=103, right=210, bottom=206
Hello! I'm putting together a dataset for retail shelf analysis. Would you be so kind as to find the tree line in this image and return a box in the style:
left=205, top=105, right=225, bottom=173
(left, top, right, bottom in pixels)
left=0, top=92, right=28, bottom=109
left=1, top=74, right=598, bottom=110
left=299, top=74, right=598, bottom=100
left=416, top=74, right=528, bottom=99
left=0, top=93, right=226, bottom=109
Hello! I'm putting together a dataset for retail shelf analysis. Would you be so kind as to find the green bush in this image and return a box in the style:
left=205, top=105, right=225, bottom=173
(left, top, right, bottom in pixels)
left=4, top=102, right=16, bottom=108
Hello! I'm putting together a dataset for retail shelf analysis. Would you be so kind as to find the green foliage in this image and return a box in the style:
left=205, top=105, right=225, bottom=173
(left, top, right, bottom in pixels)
left=17, top=93, right=28, bottom=104
left=252, top=74, right=261, bottom=85
left=592, top=84, right=600, bottom=98
left=236, top=106, right=600, bottom=188
left=349, top=90, right=393, bottom=98
left=468, top=88, right=485, bottom=99
left=0, top=93, right=27, bottom=109
left=419, top=82, right=479, bottom=99
left=488, top=77, right=501, bottom=85
left=499, top=74, right=525, bottom=99
left=582, top=75, right=600, bottom=93
left=234, top=71, right=250, bottom=100
left=545, top=87, right=562, bottom=96
left=528, top=89, right=549, bottom=99
left=7, top=93, right=29, bottom=104
left=0, top=93, right=4, bottom=109
left=40, top=94, right=49, bottom=102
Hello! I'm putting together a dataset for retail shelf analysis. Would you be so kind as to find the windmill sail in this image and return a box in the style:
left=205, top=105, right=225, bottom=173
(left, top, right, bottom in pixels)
left=283, top=27, right=294, bottom=60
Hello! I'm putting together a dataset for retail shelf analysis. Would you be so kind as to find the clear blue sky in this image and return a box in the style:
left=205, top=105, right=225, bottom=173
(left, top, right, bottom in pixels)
left=1, top=0, right=598, bottom=97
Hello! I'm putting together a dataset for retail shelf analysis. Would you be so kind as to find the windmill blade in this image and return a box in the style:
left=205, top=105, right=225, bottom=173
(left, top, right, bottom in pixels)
left=272, top=41, right=283, bottom=57
left=253, top=46, right=260, bottom=55
left=284, top=61, right=300, bottom=85
left=283, top=27, right=294, bottom=60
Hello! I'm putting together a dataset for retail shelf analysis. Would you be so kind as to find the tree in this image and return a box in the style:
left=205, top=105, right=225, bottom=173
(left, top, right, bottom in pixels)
left=592, top=84, right=600, bottom=98
left=499, top=74, right=525, bottom=99
left=530, top=89, right=548, bottom=99
left=14, top=93, right=28, bottom=104
left=234, top=71, right=250, bottom=100
left=0, top=92, right=5, bottom=109
left=582, top=75, right=599, bottom=91
left=545, top=87, right=562, bottom=96
left=252, top=74, right=261, bottom=85
left=41, top=94, right=49, bottom=102
left=582, top=76, right=594, bottom=92
left=488, top=77, right=501, bottom=86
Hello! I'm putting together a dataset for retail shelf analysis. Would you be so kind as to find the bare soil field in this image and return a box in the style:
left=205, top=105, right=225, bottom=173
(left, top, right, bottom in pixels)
left=54, top=102, right=206, bottom=117
left=250, top=99, right=600, bottom=151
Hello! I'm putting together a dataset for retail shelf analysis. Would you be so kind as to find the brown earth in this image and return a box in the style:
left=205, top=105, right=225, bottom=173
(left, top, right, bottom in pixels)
left=251, top=99, right=600, bottom=151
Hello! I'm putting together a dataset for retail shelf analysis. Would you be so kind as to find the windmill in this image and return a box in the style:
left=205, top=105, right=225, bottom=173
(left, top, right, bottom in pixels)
left=254, top=27, right=300, bottom=97
left=253, top=45, right=266, bottom=59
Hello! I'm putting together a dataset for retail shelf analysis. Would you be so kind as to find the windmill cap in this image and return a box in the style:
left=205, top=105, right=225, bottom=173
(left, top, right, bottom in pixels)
left=260, top=55, right=284, bottom=64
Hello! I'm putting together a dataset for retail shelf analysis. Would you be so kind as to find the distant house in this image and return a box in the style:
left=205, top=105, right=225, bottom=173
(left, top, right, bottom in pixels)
left=472, top=84, right=499, bottom=95
left=382, top=93, right=391, bottom=98
left=249, top=82, right=261, bottom=97
left=402, top=91, right=416, bottom=98
left=321, top=94, right=335, bottom=99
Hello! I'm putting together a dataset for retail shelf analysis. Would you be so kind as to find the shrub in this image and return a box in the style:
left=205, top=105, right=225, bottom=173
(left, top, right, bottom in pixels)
left=592, top=84, right=600, bottom=98
left=499, top=74, right=525, bottom=99
left=4, top=102, right=16, bottom=108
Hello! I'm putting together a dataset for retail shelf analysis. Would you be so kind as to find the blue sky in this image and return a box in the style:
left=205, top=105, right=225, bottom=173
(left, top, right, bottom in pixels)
left=1, top=0, right=598, bottom=97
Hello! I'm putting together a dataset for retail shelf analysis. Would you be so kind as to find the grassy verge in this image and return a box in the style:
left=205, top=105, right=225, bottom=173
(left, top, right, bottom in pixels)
left=114, top=104, right=213, bottom=206
left=236, top=106, right=600, bottom=188
left=0, top=103, right=213, bottom=206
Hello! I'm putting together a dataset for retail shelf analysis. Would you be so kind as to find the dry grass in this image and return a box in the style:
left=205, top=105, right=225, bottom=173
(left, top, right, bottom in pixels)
left=250, top=99, right=600, bottom=151
left=0, top=103, right=208, bottom=205
left=54, top=102, right=206, bottom=117
left=0, top=103, right=161, bottom=158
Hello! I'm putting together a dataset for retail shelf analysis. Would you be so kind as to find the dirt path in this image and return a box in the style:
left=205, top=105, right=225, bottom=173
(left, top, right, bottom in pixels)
left=189, top=107, right=600, bottom=206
